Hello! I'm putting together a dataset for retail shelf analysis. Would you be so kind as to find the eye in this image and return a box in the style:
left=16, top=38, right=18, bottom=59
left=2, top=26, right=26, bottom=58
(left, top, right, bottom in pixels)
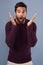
left=22, top=10, right=26, bottom=13
left=22, top=11, right=24, bottom=13
left=17, top=10, right=20, bottom=13
left=18, top=11, right=20, bottom=13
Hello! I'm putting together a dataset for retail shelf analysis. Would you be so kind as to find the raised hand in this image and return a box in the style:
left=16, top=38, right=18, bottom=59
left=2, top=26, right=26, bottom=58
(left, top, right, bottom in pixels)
left=8, top=12, right=16, bottom=26
left=27, top=13, right=37, bottom=26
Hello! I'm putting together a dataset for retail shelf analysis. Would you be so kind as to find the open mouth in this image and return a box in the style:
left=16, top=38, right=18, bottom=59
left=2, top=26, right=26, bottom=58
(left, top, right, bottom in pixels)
left=19, top=18, right=23, bottom=20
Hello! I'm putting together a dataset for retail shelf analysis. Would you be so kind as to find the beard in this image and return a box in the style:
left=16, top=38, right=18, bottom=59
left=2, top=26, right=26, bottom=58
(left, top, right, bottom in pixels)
left=16, top=17, right=26, bottom=24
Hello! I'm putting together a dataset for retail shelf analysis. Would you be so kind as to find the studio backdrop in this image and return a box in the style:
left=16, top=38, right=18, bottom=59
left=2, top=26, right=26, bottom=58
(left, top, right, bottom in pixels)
left=0, top=0, right=43, bottom=65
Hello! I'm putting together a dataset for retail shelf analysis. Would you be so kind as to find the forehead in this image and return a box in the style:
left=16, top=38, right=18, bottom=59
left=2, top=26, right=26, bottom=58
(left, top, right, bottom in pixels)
left=16, top=7, right=26, bottom=11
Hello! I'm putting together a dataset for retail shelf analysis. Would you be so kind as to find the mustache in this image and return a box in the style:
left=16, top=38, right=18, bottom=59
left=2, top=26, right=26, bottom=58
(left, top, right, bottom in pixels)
left=16, top=17, right=26, bottom=24
left=19, top=17, right=23, bottom=19
left=16, top=17, right=25, bottom=20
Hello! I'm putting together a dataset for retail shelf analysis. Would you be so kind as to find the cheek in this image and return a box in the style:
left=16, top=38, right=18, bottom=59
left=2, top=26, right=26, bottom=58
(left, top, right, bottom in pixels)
left=16, top=13, right=21, bottom=18
left=23, top=13, right=27, bottom=18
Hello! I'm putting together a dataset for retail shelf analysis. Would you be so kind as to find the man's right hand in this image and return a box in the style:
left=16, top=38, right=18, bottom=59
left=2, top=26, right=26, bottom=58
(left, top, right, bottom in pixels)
left=8, top=12, right=16, bottom=26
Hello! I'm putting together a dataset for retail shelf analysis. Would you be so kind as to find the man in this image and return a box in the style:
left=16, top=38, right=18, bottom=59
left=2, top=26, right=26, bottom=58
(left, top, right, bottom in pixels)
left=5, top=2, right=37, bottom=65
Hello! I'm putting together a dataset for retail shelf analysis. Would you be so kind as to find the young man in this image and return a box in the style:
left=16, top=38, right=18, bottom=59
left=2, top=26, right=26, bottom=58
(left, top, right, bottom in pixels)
left=5, top=2, right=37, bottom=65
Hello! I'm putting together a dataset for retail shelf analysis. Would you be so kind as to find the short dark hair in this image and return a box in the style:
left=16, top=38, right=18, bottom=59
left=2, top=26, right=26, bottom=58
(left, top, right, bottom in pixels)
left=15, top=2, right=27, bottom=12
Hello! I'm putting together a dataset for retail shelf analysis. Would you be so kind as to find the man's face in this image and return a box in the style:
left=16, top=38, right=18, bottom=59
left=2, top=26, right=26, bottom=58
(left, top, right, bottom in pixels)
left=15, top=7, right=27, bottom=23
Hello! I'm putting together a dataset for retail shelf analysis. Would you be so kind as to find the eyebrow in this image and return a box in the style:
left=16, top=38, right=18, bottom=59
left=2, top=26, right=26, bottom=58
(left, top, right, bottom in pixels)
left=17, top=9, right=26, bottom=11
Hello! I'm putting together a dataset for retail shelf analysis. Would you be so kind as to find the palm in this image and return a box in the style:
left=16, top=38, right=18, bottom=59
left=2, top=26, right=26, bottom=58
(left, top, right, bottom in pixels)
left=8, top=12, right=16, bottom=25
left=27, top=13, right=37, bottom=26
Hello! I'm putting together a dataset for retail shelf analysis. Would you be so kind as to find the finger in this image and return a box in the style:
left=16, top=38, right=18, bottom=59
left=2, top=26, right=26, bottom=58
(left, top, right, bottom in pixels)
left=8, top=12, right=13, bottom=22
left=8, top=12, right=12, bottom=18
left=31, top=13, right=37, bottom=21
left=27, top=13, right=37, bottom=26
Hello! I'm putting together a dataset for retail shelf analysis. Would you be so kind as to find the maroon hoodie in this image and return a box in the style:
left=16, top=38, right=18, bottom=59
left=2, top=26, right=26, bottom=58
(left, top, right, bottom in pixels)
left=5, top=19, right=37, bottom=63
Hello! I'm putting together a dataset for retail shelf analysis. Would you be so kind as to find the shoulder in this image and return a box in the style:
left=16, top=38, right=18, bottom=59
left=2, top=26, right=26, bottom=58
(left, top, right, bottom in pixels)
left=27, top=18, right=37, bottom=27
left=26, top=19, right=37, bottom=26
left=25, top=19, right=30, bottom=23
left=26, top=18, right=37, bottom=31
left=32, top=22, right=37, bottom=28
left=32, top=22, right=37, bottom=32
left=5, top=21, right=12, bottom=28
left=5, top=21, right=12, bottom=30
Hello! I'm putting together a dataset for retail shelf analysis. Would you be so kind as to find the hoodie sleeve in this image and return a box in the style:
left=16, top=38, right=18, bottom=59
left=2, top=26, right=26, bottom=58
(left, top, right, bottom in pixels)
left=5, top=22, right=17, bottom=48
left=27, top=22, right=37, bottom=47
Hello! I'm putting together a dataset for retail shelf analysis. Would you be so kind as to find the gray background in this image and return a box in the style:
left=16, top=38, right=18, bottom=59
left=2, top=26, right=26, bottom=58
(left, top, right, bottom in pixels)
left=0, top=0, right=43, bottom=65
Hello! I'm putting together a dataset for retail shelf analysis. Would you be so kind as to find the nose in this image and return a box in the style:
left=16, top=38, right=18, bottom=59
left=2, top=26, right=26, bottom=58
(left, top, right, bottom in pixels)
left=20, top=12, right=23, bottom=17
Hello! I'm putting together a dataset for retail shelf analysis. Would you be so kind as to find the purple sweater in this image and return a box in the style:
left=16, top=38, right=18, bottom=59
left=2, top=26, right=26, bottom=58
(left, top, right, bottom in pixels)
left=5, top=19, right=37, bottom=63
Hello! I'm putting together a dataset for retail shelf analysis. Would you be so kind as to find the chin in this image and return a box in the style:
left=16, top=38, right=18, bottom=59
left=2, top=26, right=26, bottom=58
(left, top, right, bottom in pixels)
left=19, top=19, right=24, bottom=23
left=19, top=21, right=23, bottom=23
